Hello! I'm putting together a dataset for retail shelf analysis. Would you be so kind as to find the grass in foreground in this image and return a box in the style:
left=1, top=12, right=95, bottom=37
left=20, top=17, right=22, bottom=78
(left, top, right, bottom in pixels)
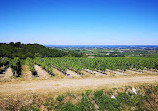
left=0, top=84, right=157, bottom=111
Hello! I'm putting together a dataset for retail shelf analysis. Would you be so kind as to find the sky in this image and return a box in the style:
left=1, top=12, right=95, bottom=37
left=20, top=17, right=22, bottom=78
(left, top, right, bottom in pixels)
left=0, top=0, right=158, bottom=45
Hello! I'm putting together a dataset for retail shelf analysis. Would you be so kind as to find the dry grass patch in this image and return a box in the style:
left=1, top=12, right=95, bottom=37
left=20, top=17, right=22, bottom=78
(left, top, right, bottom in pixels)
left=34, top=65, right=50, bottom=79
left=0, top=67, right=13, bottom=82
left=21, top=65, right=32, bottom=80
left=52, top=67, right=66, bottom=79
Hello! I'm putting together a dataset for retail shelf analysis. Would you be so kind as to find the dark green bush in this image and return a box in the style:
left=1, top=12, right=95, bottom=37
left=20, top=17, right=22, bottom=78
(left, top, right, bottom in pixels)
left=94, top=90, right=120, bottom=111
left=57, top=102, right=79, bottom=111
left=77, top=93, right=95, bottom=111
left=56, top=95, right=64, bottom=102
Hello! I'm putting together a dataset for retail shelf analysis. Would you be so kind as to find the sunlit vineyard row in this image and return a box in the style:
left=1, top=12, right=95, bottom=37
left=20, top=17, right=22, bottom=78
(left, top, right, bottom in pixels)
left=46, top=57, right=158, bottom=74
left=0, top=57, right=158, bottom=76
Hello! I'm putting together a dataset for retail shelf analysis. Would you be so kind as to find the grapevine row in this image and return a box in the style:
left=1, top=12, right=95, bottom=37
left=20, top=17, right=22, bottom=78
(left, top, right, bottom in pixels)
left=0, top=57, right=158, bottom=77
left=49, top=57, right=158, bottom=72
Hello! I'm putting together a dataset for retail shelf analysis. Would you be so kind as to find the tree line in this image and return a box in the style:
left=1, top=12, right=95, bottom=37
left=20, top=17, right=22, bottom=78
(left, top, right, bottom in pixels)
left=0, top=42, right=84, bottom=58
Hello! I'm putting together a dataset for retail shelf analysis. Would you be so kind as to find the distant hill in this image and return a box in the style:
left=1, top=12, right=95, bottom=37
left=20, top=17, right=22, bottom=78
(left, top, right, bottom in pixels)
left=0, top=42, right=84, bottom=58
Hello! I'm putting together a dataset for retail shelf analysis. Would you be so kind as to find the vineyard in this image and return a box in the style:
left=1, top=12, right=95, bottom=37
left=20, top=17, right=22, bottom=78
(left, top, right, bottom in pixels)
left=0, top=57, right=158, bottom=110
left=0, top=57, right=158, bottom=80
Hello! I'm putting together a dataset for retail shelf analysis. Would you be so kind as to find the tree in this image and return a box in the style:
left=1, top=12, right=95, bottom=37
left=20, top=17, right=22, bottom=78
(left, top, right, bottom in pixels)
left=9, top=42, right=14, bottom=46
left=15, top=42, right=21, bottom=48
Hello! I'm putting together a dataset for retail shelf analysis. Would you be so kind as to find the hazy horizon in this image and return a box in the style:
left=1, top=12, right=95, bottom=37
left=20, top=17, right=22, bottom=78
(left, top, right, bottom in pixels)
left=1, top=42, right=158, bottom=46
left=44, top=44, right=158, bottom=46
left=0, top=0, right=158, bottom=45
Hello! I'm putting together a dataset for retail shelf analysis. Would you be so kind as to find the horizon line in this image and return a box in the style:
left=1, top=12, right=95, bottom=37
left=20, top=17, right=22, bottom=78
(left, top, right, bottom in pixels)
left=44, top=44, right=158, bottom=46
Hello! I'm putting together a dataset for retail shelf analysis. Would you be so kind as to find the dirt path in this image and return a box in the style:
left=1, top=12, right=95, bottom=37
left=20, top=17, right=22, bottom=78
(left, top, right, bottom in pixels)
left=0, top=75, right=158, bottom=96
left=34, top=65, right=50, bottom=79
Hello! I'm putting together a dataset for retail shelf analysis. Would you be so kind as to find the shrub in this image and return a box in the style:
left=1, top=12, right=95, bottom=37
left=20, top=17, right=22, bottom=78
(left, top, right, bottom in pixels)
left=56, top=95, right=64, bottom=102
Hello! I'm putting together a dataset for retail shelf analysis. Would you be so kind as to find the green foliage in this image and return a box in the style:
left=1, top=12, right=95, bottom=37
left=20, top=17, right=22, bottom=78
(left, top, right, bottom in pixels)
left=54, top=87, right=148, bottom=111
left=0, top=57, right=10, bottom=66
left=43, top=97, right=54, bottom=110
left=117, top=92, right=131, bottom=105
left=1, top=56, right=157, bottom=78
left=20, top=106, right=39, bottom=111
left=9, top=57, right=21, bottom=76
left=77, top=93, right=95, bottom=111
left=57, top=102, right=78, bottom=111
left=94, top=90, right=120, bottom=110
left=43, top=57, right=158, bottom=73
left=85, top=90, right=92, bottom=96
left=34, top=57, right=53, bottom=76
left=56, top=95, right=64, bottom=102
left=25, top=57, right=35, bottom=73
left=0, top=42, right=84, bottom=59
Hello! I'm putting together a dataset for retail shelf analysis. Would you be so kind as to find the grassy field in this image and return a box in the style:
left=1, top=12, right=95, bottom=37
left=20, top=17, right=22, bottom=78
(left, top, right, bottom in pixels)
left=0, top=84, right=157, bottom=111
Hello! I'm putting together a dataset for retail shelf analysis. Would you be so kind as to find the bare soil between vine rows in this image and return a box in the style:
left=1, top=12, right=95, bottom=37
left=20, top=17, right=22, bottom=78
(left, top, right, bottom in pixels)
left=0, top=75, right=158, bottom=96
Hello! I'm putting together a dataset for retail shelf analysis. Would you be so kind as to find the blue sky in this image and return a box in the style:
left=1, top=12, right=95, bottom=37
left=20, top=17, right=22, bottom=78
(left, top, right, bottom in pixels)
left=0, top=0, right=158, bottom=45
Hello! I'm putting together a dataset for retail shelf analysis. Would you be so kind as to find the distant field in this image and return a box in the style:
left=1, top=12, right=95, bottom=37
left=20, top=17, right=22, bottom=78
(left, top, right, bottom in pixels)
left=47, top=45, right=158, bottom=57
